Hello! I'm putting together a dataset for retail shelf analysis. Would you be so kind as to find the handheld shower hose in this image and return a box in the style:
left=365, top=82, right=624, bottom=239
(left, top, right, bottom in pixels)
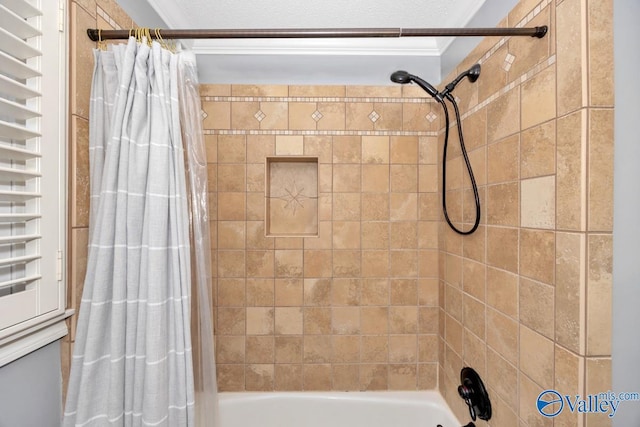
left=390, top=66, right=481, bottom=235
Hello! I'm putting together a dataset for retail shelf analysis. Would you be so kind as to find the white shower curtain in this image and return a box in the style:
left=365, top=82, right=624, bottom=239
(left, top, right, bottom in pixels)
left=64, top=38, right=216, bottom=427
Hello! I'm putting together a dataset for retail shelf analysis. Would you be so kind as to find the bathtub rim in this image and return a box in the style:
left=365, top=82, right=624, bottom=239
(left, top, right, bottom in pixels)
left=218, top=389, right=461, bottom=423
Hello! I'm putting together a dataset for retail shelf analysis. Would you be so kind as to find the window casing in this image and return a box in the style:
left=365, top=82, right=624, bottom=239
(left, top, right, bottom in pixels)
left=0, top=0, right=68, bottom=366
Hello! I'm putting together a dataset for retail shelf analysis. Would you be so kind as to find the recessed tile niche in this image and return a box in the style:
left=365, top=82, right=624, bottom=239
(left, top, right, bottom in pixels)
left=265, top=157, right=319, bottom=237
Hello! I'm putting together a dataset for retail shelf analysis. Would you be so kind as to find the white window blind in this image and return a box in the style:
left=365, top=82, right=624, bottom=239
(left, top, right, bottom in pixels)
left=0, top=0, right=66, bottom=352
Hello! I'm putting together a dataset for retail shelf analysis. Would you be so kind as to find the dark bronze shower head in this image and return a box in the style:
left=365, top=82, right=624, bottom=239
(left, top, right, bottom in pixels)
left=390, top=70, right=440, bottom=99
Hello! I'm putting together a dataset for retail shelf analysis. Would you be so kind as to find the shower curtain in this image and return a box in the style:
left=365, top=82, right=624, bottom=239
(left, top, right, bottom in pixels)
left=64, top=38, right=217, bottom=427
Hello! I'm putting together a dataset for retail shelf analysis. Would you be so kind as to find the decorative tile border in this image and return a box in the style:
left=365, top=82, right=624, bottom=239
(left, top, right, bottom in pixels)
left=96, top=6, right=122, bottom=30
left=202, top=47, right=555, bottom=138
left=432, top=0, right=556, bottom=129
left=204, top=129, right=439, bottom=137
left=449, top=54, right=556, bottom=128
left=478, top=0, right=552, bottom=65
left=198, top=0, right=553, bottom=138
left=202, top=96, right=435, bottom=104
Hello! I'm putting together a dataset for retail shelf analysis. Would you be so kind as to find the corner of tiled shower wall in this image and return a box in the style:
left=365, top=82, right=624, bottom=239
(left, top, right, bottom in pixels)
left=66, top=0, right=136, bottom=401
left=436, top=0, right=614, bottom=426
left=202, top=83, right=443, bottom=391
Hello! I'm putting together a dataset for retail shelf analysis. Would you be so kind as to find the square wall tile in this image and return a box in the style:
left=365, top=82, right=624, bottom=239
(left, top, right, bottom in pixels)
left=488, top=135, right=519, bottom=185
left=333, top=136, right=361, bottom=163
left=520, top=326, right=554, bottom=390
left=556, top=232, right=586, bottom=354
left=588, top=0, right=614, bottom=107
left=487, top=348, right=518, bottom=409
left=275, top=135, right=304, bottom=155
left=586, top=234, right=612, bottom=356
left=521, top=175, right=556, bottom=229
left=332, top=365, right=360, bottom=391
left=487, top=87, right=520, bottom=143
left=519, top=229, right=555, bottom=284
left=390, top=137, right=419, bottom=164
left=557, top=110, right=587, bottom=231
left=521, top=65, right=556, bottom=131
left=521, top=120, right=556, bottom=179
left=217, top=135, right=246, bottom=163
left=486, top=227, right=519, bottom=273
left=556, top=0, right=586, bottom=116
left=362, top=165, right=390, bottom=193
left=362, top=136, right=390, bottom=164
left=486, top=307, right=518, bottom=365
left=519, top=278, right=554, bottom=339
left=317, top=102, right=346, bottom=131
left=304, top=364, right=333, bottom=390
left=588, top=109, right=614, bottom=232
left=486, top=267, right=517, bottom=319
left=519, top=374, right=553, bottom=427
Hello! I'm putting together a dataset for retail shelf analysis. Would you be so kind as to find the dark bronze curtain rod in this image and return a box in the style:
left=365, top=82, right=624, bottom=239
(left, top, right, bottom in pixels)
left=87, top=26, right=548, bottom=41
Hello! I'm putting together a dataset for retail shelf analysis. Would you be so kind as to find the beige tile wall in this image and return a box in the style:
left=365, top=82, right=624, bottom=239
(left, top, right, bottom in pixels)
left=65, top=0, right=135, bottom=400
left=203, top=84, right=443, bottom=391
left=65, top=0, right=615, bottom=423
left=437, top=0, right=614, bottom=426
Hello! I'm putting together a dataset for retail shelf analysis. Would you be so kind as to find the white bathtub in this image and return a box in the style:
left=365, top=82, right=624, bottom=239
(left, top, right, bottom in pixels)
left=219, top=391, right=463, bottom=427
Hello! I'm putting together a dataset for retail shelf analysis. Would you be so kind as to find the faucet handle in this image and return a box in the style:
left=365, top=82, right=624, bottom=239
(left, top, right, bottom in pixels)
left=458, top=384, right=477, bottom=420
left=458, top=367, right=492, bottom=422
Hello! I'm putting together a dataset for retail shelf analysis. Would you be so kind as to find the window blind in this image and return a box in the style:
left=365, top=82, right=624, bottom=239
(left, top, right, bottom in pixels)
left=0, top=0, right=65, bottom=339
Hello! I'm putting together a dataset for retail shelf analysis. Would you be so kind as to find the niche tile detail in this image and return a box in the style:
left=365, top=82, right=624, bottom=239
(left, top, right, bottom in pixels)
left=266, top=157, right=319, bottom=236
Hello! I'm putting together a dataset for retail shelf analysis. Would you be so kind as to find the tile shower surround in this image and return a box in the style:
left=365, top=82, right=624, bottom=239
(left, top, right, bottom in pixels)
left=436, top=0, right=614, bottom=426
left=66, top=0, right=614, bottom=425
left=206, top=101, right=443, bottom=392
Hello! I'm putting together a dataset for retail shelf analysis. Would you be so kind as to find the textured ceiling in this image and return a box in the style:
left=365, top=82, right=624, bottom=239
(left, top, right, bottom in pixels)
left=117, top=0, right=518, bottom=84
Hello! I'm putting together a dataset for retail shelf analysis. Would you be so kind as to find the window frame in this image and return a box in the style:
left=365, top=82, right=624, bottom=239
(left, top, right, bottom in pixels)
left=0, top=0, right=70, bottom=367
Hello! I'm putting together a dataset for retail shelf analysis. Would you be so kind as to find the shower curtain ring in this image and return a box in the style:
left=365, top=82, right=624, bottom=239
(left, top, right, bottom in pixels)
left=97, top=29, right=107, bottom=50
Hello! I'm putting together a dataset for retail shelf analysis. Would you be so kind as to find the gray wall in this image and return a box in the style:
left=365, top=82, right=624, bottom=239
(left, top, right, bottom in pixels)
left=0, top=341, right=62, bottom=427
left=612, top=0, right=640, bottom=425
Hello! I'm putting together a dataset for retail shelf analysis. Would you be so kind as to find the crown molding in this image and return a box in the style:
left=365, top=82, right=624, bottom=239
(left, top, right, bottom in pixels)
left=191, top=37, right=440, bottom=57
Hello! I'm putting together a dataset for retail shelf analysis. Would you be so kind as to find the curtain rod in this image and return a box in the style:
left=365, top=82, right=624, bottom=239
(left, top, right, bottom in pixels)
left=87, top=26, right=548, bottom=41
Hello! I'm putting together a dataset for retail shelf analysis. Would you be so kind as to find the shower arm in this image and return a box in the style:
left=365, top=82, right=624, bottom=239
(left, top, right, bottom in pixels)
left=86, top=26, right=548, bottom=41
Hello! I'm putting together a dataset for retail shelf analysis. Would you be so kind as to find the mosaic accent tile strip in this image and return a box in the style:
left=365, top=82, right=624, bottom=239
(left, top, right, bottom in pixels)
left=202, top=96, right=436, bottom=104
left=96, top=6, right=123, bottom=30
left=439, top=54, right=557, bottom=131
left=478, top=0, right=552, bottom=65
left=204, top=129, right=439, bottom=136
left=503, top=53, right=516, bottom=72
left=254, top=110, right=266, bottom=122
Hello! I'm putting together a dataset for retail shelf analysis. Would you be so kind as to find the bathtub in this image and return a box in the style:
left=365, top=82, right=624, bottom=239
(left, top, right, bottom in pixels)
left=219, top=391, right=463, bottom=427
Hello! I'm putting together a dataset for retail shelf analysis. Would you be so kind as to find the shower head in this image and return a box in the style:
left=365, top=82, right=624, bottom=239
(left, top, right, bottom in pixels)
left=466, top=64, right=481, bottom=83
left=441, top=64, right=481, bottom=98
left=390, top=70, right=441, bottom=100
left=390, top=70, right=412, bottom=84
